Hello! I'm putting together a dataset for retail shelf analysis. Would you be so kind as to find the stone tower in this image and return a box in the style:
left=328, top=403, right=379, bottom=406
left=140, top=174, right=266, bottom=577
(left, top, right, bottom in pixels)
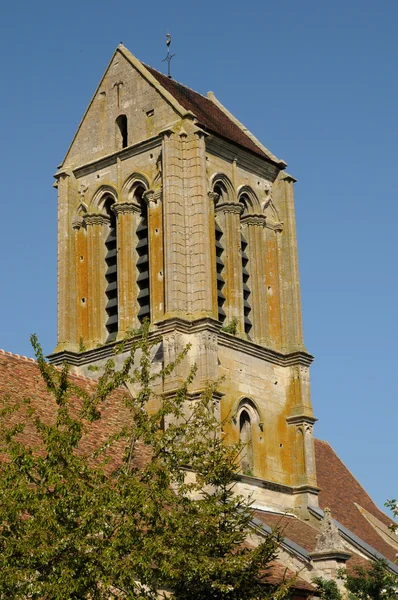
left=49, top=45, right=318, bottom=510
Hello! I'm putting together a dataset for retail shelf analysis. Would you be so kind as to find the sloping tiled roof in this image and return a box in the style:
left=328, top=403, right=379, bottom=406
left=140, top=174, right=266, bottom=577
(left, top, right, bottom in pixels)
left=315, top=439, right=397, bottom=564
left=0, top=350, right=151, bottom=472
left=144, top=65, right=277, bottom=163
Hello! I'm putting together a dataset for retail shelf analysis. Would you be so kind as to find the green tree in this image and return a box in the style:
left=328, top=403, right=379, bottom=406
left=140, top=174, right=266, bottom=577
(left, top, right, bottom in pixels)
left=339, top=560, right=398, bottom=600
left=312, top=577, right=342, bottom=600
left=0, top=323, right=291, bottom=600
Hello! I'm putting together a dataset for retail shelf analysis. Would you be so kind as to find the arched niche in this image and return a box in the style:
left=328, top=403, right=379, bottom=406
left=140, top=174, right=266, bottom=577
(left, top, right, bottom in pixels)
left=235, top=398, right=262, bottom=476
left=237, top=185, right=261, bottom=214
left=210, top=173, right=236, bottom=204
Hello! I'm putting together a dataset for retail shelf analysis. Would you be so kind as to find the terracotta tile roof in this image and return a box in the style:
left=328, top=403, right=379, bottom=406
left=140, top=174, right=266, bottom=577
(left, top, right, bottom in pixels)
left=253, top=510, right=383, bottom=576
left=144, top=65, right=276, bottom=163
left=315, top=439, right=397, bottom=564
left=0, top=350, right=151, bottom=472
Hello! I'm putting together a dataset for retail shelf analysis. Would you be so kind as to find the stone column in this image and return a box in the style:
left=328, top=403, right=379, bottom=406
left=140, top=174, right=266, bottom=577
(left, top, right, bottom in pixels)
left=112, top=202, right=140, bottom=337
left=241, top=215, right=267, bottom=343
left=84, top=214, right=110, bottom=347
left=215, top=202, right=244, bottom=332
left=143, top=190, right=165, bottom=324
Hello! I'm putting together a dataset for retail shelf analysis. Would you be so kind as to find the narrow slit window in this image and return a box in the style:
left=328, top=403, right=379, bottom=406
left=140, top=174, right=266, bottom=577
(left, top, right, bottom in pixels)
left=116, top=115, right=128, bottom=149
left=239, top=410, right=253, bottom=475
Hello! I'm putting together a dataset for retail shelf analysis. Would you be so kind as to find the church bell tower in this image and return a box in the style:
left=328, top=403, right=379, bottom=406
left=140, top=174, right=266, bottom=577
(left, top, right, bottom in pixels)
left=49, top=45, right=318, bottom=510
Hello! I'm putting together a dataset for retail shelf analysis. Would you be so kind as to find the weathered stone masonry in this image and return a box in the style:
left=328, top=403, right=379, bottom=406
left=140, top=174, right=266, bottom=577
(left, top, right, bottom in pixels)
left=49, top=44, right=317, bottom=510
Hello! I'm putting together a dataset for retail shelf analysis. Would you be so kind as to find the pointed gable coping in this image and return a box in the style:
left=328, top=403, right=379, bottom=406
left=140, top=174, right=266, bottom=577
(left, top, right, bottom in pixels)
left=59, top=44, right=194, bottom=170
left=206, top=91, right=286, bottom=168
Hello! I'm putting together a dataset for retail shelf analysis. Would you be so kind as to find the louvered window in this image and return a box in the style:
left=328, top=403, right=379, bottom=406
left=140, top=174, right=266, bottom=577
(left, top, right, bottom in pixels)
left=215, top=221, right=226, bottom=323
left=241, top=233, right=252, bottom=337
left=105, top=200, right=118, bottom=341
left=136, top=194, right=151, bottom=324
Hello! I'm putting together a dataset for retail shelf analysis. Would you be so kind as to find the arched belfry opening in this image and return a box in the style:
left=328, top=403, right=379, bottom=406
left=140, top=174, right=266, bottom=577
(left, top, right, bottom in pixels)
left=133, top=184, right=151, bottom=325
left=116, top=115, right=128, bottom=149
left=239, top=195, right=252, bottom=338
left=103, top=196, right=118, bottom=341
left=213, top=182, right=227, bottom=324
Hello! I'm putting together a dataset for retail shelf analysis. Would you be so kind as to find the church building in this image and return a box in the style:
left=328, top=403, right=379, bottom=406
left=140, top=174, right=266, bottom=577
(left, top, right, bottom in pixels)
left=1, top=44, right=396, bottom=593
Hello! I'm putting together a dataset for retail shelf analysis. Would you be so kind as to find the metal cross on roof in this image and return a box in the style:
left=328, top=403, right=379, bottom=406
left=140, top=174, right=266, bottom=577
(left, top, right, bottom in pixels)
left=162, top=32, right=175, bottom=78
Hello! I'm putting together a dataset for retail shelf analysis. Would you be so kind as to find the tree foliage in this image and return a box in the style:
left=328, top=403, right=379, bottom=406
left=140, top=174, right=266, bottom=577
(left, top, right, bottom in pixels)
left=339, top=560, right=398, bottom=600
left=312, top=577, right=342, bottom=600
left=0, top=323, right=290, bottom=599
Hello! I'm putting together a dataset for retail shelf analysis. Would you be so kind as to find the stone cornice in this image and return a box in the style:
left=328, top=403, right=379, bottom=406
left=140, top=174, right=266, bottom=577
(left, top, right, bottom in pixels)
left=56, top=135, right=163, bottom=180
left=206, top=135, right=279, bottom=182
left=48, top=319, right=313, bottom=369
left=217, top=330, right=313, bottom=367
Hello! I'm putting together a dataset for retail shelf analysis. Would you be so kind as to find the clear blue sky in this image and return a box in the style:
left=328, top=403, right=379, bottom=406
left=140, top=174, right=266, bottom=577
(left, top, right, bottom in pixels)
left=0, top=0, right=396, bottom=512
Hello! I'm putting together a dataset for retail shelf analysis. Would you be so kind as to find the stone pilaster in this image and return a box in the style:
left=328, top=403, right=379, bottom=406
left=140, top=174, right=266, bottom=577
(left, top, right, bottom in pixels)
left=273, top=174, right=305, bottom=352
left=162, top=131, right=188, bottom=316
left=215, top=202, right=244, bottom=332
left=286, top=365, right=317, bottom=487
left=73, top=220, right=89, bottom=346
left=112, top=202, right=140, bottom=337
left=84, top=214, right=110, bottom=347
left=143, top=189, right=165, bottom=324
left=241, top=214, right=267, bottom=343
left=264, top=224, right=283, bottom=349
left=55, top=172, right=78, bottom=352
left=182, top=131, right=213, bottom=317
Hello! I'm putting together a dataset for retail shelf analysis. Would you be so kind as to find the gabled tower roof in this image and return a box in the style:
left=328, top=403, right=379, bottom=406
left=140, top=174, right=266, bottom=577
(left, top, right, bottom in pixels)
left=144, top=63, right=286, bottom=167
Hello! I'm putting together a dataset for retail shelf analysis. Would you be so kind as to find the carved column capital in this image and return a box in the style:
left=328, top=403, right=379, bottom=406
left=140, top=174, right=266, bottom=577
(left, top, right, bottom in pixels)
left=216, top=201, right=244, bottom=215
left=208, top=191, right=220, bottom=203
left=84, top=213, right=110, bottom=226
left=112, top=202, right=140, bottom=216
left=72, top=218, right=83, bottom=230
left=143, top=189, right=162, bottom=207
left=241, top=214, right=267, bottom=227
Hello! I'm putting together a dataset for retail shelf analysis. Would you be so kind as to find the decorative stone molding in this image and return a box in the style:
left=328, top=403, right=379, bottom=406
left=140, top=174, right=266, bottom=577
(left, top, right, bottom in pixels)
left=84, top=213, right=110, bottom=226
left=310, top=508, right=351, bottom=574
left=111, top=202, right=140, bottom=216
left=78, top=183, right=88, bottom=201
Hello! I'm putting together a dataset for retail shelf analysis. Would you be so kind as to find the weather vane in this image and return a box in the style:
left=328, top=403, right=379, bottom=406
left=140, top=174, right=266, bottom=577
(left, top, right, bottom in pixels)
left=162, top=32, right=175, bottom=79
